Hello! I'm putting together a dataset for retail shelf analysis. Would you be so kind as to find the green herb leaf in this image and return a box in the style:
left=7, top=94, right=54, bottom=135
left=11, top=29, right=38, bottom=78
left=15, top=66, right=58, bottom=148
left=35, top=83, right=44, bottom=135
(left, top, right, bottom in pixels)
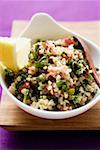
left=35, top=56, right=48, bottom=68
left=35, top=39, right=46, bottom=43
left=33, top=45, right=39, bottom=61
left=37, top=74, right=46, bottom=82
left=95, top=67, right=99, bottom=72
left=82, top=79, right=89, bottom=85
left=56, top=80, right=68, bottom=91
left=4, top=69, right=15, bottom=86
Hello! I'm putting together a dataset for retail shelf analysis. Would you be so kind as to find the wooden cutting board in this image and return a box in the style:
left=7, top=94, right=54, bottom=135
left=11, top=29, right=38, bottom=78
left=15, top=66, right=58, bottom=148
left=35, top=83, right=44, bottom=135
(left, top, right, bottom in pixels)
left=0, top=21, right=100, bottom=131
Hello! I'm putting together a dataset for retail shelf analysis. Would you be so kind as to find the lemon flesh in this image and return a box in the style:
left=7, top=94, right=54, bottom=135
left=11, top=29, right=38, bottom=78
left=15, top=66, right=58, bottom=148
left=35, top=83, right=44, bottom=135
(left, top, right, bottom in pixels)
left=16, top=38, right=31, bottom=69
left=0, top=37, right=18, bottom=72
left=0, top=37, right=31, bottom=72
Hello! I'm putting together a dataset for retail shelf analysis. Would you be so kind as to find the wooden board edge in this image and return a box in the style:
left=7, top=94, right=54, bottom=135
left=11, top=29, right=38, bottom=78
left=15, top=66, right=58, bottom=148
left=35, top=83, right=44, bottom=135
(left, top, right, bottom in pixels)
left=0, top=124, right=100, bottom=131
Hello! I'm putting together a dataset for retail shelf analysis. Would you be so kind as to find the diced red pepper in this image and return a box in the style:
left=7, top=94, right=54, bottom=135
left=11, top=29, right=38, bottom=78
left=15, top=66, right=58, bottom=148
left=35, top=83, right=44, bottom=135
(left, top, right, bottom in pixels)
left=64, top=38, right=75, bottom=45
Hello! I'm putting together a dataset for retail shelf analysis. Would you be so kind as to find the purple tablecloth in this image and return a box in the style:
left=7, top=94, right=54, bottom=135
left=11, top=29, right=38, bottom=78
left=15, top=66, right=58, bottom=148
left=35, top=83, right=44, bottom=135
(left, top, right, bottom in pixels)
left=0, top=0, right=100, bottom=149
left=0, top=129, right=100, bottom=150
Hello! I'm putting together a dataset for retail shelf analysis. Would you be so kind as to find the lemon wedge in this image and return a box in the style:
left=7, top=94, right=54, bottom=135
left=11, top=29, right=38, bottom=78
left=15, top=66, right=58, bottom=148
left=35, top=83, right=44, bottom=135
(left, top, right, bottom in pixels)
left=16, top=38, right=31, bottom=69
left=0, top=37, right=31, bottom=72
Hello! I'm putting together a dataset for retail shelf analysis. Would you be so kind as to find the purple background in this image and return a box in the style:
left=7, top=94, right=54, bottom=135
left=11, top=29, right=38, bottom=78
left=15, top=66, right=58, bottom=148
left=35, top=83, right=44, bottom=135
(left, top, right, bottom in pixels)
left=0, top=0, right=100, bottom=150
left=0, top=0, right=100, bottom=36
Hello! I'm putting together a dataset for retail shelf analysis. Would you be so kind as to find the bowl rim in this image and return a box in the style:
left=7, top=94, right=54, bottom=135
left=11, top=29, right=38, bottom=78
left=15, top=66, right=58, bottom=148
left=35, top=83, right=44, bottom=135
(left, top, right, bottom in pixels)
left=20, top=13, right=100, bottom=51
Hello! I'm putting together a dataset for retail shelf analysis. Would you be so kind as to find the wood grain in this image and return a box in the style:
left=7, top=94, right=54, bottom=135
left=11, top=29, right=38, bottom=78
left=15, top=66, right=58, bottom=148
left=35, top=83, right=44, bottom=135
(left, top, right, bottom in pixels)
left=0, top=21, right=100, bottom=131
left=0, top=91, right=100, bottom=131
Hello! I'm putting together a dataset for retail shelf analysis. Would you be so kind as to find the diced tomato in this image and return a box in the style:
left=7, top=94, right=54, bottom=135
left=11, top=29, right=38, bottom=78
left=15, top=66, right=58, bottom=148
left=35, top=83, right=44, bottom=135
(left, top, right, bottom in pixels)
left=67, top=54, right=72, bottom=58
left=23, top=82, right=30, bottom=88
left=48, top=69, right=57, bottom=73
left=49, top=47, right=53, bottom=52
left=77, top=53, right=81, bottom=58
left=85, top=69, right=89, bottom=75
left=50, top=89, right=54, bottom=95
left=19, top=82, right=30, bottom=92
left=46, top=44, right=48, bottom=49
left=63, top=38, right=75, bottom=45
left=47, top=72, right=56, bottom=77
left=63, top=54, right=68, bottom=59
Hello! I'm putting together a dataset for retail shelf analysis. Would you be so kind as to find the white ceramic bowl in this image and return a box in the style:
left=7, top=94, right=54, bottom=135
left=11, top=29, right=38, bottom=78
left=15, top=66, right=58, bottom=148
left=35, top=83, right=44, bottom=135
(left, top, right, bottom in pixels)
left=0, top=13, right=100, bottom=119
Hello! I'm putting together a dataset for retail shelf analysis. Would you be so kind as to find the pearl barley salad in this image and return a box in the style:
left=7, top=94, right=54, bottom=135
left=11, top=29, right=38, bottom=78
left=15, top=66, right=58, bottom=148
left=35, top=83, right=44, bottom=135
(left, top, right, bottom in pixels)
left=4, top=37, right=99, bottom=111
